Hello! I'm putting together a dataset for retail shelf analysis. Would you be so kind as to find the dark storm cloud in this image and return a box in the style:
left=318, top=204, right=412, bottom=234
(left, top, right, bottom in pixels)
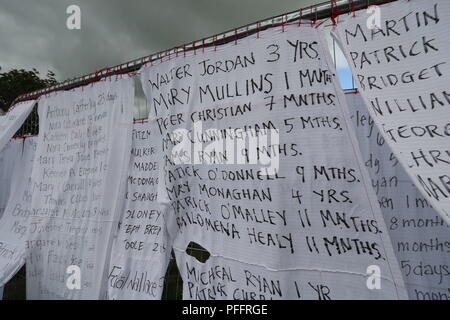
left=0, top=0, right=320, bottom=81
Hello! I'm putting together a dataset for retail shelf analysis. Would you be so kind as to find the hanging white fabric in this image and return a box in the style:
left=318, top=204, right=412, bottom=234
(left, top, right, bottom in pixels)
left=25, top=77, right=134, bottom=300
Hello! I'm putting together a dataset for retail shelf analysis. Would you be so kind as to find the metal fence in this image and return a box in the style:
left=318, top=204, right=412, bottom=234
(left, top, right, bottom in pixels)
left=2, top=0, right=394, bottom=300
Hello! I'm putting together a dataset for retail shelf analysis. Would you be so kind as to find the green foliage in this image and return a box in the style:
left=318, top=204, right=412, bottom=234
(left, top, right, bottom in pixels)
left=0, top=67, right=58, bottom=112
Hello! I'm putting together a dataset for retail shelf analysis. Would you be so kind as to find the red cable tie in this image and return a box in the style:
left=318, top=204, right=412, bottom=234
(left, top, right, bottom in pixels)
left=113, top=66, right=119, bottom=79
left=234, top=28, right=238, bottom=45
left=193, top=41, right=197, bottom=55
left=314, top=17, right=328, bottom=28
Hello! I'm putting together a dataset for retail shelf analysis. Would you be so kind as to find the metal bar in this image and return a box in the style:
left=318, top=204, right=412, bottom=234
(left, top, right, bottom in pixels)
left=11, top=0, right=397, bottom=106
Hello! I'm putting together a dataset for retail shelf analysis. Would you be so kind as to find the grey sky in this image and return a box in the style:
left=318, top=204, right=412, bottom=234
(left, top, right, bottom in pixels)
left=0, top=0, right=331, bottom=82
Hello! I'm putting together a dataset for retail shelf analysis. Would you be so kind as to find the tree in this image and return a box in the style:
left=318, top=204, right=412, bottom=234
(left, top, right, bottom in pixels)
left=0, top=67, right=58, bottom=112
